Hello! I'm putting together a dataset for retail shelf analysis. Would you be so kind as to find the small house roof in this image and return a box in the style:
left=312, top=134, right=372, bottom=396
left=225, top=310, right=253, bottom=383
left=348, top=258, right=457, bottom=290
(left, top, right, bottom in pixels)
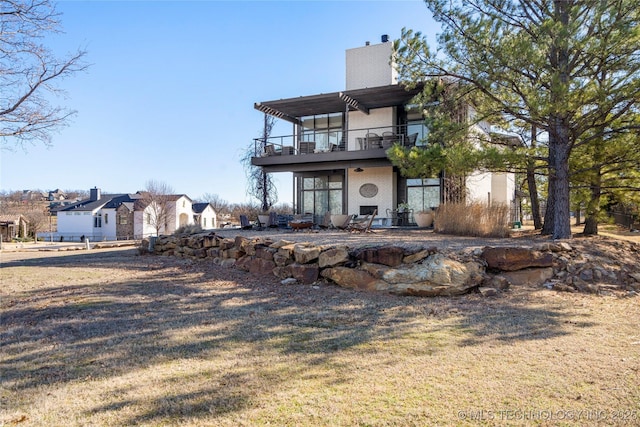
left=192, top=202, right=212, bottom=214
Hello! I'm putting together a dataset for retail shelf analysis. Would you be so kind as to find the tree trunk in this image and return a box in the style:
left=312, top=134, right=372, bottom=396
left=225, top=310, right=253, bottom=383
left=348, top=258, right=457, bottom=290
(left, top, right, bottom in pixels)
left=527, top=125, right=543, bottom=229
left=541, top=147, right=555, bottom=235
left=582, top=167, right=602, bottom=235
left=526, top=160, right=542, bottom=229
left=545, top=1, right=572, bottom=240
left=551, top=136, right=572, bottom=239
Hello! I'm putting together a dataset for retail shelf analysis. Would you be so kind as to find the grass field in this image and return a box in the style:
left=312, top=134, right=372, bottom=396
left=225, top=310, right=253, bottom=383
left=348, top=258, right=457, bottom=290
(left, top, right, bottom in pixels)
left=1, top=247, right=639, bottom=426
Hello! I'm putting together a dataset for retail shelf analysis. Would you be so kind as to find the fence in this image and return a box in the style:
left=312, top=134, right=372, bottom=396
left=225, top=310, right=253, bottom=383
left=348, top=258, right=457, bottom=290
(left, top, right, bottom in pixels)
left=611, top=211, right=639, bottom=231
left=37, top=232, right=143, bottom=243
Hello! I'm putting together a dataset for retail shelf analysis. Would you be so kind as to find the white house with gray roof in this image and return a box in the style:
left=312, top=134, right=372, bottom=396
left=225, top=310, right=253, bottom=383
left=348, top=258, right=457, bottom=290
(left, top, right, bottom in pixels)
left=56, top=188, right=216, bottom=241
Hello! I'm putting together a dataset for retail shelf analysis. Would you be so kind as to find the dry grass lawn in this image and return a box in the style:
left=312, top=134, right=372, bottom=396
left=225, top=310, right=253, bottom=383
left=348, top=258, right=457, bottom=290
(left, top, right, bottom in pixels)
left=1, top=247, right=639, bottom=426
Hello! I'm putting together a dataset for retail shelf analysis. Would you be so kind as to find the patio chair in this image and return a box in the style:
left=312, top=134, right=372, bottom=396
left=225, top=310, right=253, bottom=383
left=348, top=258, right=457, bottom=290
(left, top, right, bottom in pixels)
left=318, top=211, right=332, bottom=229
left=382, top=132, right=399, bottom=149
left=239, top=215, right=253, bottom=230
left=264, top=144, right=278, bottom=156
left=406, top=132, right=419, bottom=147
left=347, top=209, right=376, bottom=233
left=365, top=133, right=382, bottom=149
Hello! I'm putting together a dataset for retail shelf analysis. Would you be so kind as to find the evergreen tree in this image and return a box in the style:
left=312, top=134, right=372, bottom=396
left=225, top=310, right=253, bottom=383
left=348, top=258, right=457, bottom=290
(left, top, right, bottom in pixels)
left=394, top=1, right=640, bottom=239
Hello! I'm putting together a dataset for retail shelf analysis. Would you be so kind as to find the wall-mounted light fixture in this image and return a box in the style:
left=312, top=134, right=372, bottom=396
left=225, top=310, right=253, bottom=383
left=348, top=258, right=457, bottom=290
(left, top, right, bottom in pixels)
left=354, top=167, right=364, bottom=172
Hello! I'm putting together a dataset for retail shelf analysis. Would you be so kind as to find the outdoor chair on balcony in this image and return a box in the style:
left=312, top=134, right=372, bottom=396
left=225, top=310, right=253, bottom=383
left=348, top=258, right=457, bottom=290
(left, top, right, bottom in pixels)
left=365, top=133, right=382, bottom=149
left=406, top=132, right=419, bottom=147
left=347, top=209, right=376, bottom=233
left=263, top=144, right=279, bottom=156
left=382, top=132, right=401, bottom=149
left=299, top=141, right=316, bottom=154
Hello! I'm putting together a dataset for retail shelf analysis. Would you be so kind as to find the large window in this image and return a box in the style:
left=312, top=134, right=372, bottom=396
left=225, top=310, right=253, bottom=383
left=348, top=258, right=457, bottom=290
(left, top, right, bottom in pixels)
left=407, top=178, right=441, bottom=211
left=299, top=173, right=343, bottom=216
left=407, top=109, right=427, bottom=145
left=300, top=113, right=343, bottom=151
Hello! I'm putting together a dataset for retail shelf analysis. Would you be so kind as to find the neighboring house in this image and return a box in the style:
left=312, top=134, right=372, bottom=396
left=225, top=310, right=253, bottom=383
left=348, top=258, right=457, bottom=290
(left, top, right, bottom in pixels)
left=57, top=188, right=206, bottom=241
left=134, top=194, right=195, bottom=238
left=56, top=188, right=139, bottom=241
left=192, top=203, right=217, bottom=230
left=21, top=190, right=47, bottom=202
left=251, top=36, right=516, bottom=224
left=48, top=189, right=67, bottom=201
left=0, top=215, right=28, bottom=241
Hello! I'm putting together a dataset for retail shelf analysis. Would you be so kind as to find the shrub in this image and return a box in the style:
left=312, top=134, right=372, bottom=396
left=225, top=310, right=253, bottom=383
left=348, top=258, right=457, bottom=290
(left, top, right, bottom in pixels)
left=173, top=224, right=203, bottom=235
left=434, top=202, right=511, bottom=238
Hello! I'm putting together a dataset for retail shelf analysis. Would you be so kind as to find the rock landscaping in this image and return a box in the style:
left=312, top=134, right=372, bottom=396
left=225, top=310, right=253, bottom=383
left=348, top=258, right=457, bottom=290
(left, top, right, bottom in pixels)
left=150, top=231, right=640, bottom=297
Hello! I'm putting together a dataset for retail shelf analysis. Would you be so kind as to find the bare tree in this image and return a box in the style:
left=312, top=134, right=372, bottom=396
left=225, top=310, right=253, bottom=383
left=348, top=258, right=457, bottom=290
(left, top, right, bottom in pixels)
left=242, top=114, right=278, bottom=211
left=199, top=192, right=230, bottom=215
left=21, top=201, right=49, bottom=242
left=138, top=180, right=174, bottom=237
left=1, top=0, right=89, bottom=150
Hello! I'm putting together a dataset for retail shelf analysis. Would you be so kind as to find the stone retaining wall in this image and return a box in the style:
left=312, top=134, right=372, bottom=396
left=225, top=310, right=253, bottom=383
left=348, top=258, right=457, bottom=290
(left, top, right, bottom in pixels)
left=150, top=232, right=640, bottom=296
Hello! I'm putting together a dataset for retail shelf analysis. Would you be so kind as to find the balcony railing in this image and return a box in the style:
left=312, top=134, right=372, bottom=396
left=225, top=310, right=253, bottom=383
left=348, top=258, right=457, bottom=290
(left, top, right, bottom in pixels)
left=252, top=124, right=420, bottom=157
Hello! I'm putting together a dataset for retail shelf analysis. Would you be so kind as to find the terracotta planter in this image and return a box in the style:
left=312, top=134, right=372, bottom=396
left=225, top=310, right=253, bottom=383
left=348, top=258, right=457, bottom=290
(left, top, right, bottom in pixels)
left=415, top=211, right=434, bottom=228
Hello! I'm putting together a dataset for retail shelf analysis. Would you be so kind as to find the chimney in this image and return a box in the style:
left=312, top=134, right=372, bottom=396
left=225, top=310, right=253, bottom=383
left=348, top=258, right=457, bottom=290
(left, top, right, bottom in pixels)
left=381, top=34, right=389, bottom=43
left=90, top=187, right=101, bottom=201
left=365, top=41, right=370, bottom=46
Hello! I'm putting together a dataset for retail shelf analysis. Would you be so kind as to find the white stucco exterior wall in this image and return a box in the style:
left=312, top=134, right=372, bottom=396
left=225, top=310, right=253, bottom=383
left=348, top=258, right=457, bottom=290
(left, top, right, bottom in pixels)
left=346, top=41, right=396, bottom=90
left=466, top=171, right=515, bottom=206
left=57, top=211, right=95, bottom=239
left=169, top=196, right=194, bottom=233
left=466, top=172, right=493, bottom=204
left=100, top=208, right=118, bottom=240
left=198, top=205, right=217, bottom=229
left=347, top=107, right=395, bottom=148
left=491, top=172, right=515, bottom=205
left=347, top=166, right=395, bottom=218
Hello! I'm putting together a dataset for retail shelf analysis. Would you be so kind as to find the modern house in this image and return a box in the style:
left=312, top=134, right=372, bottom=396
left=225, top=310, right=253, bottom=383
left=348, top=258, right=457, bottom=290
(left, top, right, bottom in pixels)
left=251, top=36, right=516, bottom=225
left=56, top=188, right=216, bottom=241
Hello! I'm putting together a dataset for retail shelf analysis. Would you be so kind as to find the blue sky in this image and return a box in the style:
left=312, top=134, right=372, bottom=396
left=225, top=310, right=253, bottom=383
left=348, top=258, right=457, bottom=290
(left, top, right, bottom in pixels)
left=1, top=0, right=438, bottom=205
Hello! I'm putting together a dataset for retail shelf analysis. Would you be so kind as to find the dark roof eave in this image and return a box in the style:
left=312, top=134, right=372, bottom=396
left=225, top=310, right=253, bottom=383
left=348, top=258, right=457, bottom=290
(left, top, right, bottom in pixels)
left=254, top=83, right=424, bottom=119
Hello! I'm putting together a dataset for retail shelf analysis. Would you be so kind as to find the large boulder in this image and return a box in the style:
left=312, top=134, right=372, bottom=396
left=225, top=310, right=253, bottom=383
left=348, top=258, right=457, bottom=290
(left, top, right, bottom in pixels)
left=318, top=247, right=350, bottom=268
left=321, top=267, right=384, bottom=291
left=482, top=247, right=553, bottom=271
left=382, top=254, right=482, bottom=296
left=293, top=243, right=321, bottom=264
left=287, top=263, right=319, bottom=284
left=499, top=267, right=554, bottom=286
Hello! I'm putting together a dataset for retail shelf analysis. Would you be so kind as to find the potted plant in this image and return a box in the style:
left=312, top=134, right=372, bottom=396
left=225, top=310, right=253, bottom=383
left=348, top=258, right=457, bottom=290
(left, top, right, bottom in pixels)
left=257, top=212, right=271, bottom=227
left=397, top=202, right=410, bottom=213
left=414, top=209, right=434, bottom=228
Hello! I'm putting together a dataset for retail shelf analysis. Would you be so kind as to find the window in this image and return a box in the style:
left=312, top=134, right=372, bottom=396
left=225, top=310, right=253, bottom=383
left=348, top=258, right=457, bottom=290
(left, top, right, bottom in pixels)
left=407, top=178, right=441, bottom=211
left=299, top=173, right=343, bottom=216
left=94, top=214, right=102, bottom=228
left=146, top=213, right=151, bottom=225
left=203, top=218, right=207, bottom=227
left=119, top=215, right=128, bottom=225
left=104, top=213, right=108, bottom=224
left=300, top=112, right=344, bottom=151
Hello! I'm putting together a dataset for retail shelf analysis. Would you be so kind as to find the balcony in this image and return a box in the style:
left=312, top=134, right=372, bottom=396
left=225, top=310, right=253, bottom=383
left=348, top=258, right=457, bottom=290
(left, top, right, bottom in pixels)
left=251, top=125, right=420, bottom=173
